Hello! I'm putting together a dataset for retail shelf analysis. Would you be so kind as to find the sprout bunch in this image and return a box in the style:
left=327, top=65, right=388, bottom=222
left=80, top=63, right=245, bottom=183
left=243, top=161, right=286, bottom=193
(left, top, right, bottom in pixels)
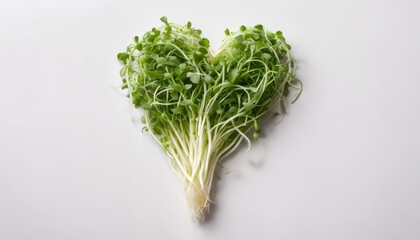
left=117, top=17, right=300, bottom=222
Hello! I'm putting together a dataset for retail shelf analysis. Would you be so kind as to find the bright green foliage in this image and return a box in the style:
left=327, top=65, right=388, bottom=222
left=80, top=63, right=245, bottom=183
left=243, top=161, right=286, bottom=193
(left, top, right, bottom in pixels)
left=118, top=17, right=300, bottom=222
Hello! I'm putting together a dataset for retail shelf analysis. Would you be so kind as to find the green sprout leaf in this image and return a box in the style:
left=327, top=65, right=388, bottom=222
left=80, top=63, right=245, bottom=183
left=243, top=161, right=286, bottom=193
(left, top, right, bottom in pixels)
left=160, top=16, right=168, bottom=24
left=187, top=72, right=201, bottom=84
left=117, top=52, right=129, bottom=64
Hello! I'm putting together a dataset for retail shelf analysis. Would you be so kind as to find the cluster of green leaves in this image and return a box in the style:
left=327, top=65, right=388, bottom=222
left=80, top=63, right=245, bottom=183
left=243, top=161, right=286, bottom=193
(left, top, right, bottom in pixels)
left=117, top=16, right=299, bottom=220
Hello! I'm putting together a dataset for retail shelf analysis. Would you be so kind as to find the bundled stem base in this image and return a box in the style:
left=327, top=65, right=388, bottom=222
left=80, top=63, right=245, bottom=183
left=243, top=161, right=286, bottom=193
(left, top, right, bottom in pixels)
left=185, top=180, right=212, bottom=222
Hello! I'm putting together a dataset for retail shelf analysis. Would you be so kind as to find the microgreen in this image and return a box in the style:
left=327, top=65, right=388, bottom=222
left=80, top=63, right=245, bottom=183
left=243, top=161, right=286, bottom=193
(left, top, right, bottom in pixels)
left=117, top=17, right=301, bottom=222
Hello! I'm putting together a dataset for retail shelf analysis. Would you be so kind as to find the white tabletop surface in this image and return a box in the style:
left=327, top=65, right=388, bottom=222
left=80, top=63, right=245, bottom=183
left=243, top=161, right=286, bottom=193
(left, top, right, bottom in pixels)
left=1, top=0, right=419, bottom=239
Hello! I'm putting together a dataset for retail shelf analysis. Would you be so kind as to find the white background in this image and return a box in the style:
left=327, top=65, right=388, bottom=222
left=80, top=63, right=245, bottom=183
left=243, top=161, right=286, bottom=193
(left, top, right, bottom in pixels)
left=1, top=0, right=419, bottom=239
